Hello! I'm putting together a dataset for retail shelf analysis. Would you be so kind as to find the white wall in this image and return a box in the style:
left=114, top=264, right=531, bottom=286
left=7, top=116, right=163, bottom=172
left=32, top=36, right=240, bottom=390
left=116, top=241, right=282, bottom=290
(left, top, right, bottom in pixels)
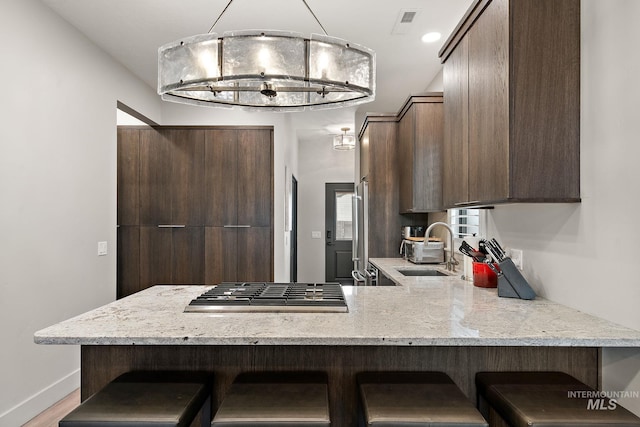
left=0, top=1, right=162, bottom=425
left=159, top=103, right=298, bottom=283
left=486, top=0, right=640, bottom=415
left=0, top=3, right=296, bottom=423
left=425, top=68, right=444, bottom=92
left=297, top=139, right=355, bottom=282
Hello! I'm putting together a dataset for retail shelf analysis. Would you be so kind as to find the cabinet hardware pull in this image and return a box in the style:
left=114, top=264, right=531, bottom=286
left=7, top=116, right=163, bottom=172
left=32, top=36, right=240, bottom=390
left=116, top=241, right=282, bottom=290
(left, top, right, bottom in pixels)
left=352, top=194, right=360, bottom=261
left=454, top=201, right=481, bottom=206
left=223, top=225, right=251, bottom=228
left=157, top=224, right=186, bottom=228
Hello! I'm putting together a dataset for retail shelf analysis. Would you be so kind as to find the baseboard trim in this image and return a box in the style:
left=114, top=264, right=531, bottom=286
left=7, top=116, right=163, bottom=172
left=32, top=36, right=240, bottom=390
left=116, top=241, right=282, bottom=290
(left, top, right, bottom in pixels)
left=0, top=369, right=80, bottom=427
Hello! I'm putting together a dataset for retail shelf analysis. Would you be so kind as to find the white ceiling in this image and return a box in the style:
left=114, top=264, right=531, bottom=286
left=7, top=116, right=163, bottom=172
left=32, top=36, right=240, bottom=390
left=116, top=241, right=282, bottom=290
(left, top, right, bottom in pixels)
left=40, top=0, right=473, bottom=141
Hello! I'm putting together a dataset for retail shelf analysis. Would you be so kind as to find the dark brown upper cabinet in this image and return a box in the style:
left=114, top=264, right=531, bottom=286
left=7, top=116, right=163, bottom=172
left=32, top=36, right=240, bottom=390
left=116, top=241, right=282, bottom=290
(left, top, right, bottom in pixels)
left=139, top=128, right=205, bottom=226
left=439, top=0, right=580, bottom=208
left=117, top=127, right=141, bottom=226
left=397, top=94, right=444, bottom=213
left=204, top=129, right=273, bottom=228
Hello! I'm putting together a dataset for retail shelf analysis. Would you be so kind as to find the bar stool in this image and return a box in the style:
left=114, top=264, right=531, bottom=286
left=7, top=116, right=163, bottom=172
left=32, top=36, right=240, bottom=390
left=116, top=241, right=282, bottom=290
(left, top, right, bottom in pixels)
left=59, top=371, right=213, bottom=427
left=211, top=371, right=330, bottom=426
left=476, top=371, right=640, bottom=426
left=357, top=371, right=488, bottom=427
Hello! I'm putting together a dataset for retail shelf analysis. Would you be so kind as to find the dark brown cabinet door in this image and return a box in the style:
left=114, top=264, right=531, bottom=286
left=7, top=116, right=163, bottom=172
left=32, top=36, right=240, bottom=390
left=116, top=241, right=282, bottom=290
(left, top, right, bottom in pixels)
left=204, top=226, right=272, bottom=284
left=140, top=129, right=205, bottom=226
left=171, top=227, right=205, bottom=284
left=167, top=129, right=205, bottom=226
left=139, top=226, right=172, bottom=290
left=467, top=0, right=509, bottom=203
left=205, top=130, right=238, bottom=227
left=205, top=129, right=272, bottom=227
left=117, top=226, right=140, bottom=298
left=237, top=130, right=272, bottom=227
left=414, top=102, right=443, bottom=211
left=397, top=98, right=444, bottom=213
left=236, top=227, right=272, bottom=282
left=139, top=129, right=171, bottom=225
left=397, top=107, right=414, bottom=213
left=138, top=226, right=204, bottom=292
left=367, top=121, right=400, bottom=258
left=443, top=36, right=469, bottom=207
left=204, top=227, right=237, bottom=284
left=117, top=128, right=140, bottom=226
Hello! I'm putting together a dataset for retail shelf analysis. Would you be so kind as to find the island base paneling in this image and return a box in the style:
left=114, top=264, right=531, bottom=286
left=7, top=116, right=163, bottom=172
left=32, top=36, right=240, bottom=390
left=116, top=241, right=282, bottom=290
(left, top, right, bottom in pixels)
left=81, top=345, right=599, bottom=427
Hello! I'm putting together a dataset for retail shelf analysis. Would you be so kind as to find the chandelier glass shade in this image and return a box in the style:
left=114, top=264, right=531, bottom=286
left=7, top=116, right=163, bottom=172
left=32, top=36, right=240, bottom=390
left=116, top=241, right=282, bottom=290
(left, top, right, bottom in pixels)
left=158, top=30, right=376, bottom=111
left=333, top=127, right=356, bottom=150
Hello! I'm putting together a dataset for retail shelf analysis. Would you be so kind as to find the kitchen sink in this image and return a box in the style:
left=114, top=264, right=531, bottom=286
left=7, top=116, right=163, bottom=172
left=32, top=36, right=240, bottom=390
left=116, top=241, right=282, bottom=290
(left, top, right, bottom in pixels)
left=396, top=269, right=449, bottom=277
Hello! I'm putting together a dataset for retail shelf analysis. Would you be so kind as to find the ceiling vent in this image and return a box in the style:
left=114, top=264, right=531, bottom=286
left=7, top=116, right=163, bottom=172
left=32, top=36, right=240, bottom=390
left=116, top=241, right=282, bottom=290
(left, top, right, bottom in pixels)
left=392, top=9, right=421, bottom=35
left=401, top=11, right=417, bottom=23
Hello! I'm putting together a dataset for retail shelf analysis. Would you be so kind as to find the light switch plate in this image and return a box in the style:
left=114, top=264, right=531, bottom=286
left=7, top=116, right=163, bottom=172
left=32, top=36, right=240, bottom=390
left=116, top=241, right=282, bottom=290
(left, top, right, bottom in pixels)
left=311, top=231, right=322, bottom=239
left=98, top=241, right=108, bottom=256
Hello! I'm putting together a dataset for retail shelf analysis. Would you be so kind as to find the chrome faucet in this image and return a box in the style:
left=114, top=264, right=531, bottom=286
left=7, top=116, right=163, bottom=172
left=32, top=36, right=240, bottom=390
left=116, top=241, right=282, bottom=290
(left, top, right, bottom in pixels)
left=424, top=222, right=459, bottom=272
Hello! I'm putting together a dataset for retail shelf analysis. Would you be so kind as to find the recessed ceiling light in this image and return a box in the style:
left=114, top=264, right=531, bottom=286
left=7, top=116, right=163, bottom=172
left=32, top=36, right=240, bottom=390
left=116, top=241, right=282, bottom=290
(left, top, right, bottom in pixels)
left=421, top=32, right=442, bottom=43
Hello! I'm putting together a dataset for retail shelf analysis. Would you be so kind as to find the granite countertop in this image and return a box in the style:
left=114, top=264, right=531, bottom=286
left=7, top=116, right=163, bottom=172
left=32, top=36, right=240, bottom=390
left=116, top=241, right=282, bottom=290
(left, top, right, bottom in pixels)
left=35, top=263, right=640, bottom=347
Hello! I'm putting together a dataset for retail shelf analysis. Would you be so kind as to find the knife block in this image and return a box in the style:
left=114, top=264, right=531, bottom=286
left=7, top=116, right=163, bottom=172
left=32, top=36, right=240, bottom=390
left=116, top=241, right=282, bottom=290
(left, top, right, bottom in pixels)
left=497, top=258, right=536, bottom=300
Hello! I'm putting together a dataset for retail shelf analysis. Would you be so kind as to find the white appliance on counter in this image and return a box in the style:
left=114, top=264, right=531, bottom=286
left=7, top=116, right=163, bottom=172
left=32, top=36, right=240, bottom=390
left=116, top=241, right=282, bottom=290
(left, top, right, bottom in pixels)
left=403, top=240, right=445, bottom=264
left=351, top=180, right=377, bottom=285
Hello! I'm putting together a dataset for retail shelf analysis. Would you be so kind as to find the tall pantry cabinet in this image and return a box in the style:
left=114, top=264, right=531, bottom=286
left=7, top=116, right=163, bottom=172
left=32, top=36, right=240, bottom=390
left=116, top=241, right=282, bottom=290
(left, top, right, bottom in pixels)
left=203, top=129, right=273, bottom=285
left=358, top=115, right=430, bottom=261
left=117, top=126, right=274, bottom=298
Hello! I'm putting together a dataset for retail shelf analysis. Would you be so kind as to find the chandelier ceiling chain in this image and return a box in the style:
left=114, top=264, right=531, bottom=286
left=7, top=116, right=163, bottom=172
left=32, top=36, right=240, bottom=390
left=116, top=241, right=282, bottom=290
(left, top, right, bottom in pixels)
left=208, top=0, right=329, bottom=36
left=300, top=0, right=329, bottom=36
left=207, top=0, right=234, bottom=34
left=157, top=0, right=376, bottom=111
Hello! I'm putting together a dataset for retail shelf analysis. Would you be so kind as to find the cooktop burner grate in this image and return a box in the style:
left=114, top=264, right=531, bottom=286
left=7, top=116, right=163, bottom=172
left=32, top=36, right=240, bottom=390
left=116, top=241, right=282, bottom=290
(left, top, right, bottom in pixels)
left=185, top=282, right=348, bottom=313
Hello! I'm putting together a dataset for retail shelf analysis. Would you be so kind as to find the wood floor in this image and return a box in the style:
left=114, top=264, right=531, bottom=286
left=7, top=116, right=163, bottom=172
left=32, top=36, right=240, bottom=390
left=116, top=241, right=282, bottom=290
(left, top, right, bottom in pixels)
left=22, top=389, right=79, bottom=427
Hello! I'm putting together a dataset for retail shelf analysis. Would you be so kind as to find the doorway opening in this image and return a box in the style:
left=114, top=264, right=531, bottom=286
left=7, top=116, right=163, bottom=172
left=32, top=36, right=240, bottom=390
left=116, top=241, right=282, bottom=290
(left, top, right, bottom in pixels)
left=325, top=182, right=354, bottom=285
left=290, top=175, right=298, bottom=282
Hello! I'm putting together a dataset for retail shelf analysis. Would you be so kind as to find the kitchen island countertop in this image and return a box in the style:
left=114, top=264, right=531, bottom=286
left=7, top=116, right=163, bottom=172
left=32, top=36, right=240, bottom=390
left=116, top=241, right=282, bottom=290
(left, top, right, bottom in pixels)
left=35, top=262, right=640, bottom=347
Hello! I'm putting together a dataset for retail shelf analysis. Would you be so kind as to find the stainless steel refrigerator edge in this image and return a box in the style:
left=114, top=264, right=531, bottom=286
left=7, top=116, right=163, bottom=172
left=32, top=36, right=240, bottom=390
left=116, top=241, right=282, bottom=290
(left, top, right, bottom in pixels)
left=351, top=180, right=377, bottom=285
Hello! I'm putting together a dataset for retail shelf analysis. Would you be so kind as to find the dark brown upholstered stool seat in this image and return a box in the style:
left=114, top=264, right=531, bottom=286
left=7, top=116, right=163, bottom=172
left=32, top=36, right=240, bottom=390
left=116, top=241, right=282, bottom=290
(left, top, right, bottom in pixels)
left=211, top=372, right=330, bottom=427
left=357, top=372, right=488, bottom=427
left=476, top=371, right=640, bottom=427
left=59, top=371, right=213, bottom=427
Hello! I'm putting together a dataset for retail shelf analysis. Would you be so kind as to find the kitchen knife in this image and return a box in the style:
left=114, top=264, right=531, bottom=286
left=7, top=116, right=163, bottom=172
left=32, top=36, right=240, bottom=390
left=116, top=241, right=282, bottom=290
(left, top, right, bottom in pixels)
left=485, top=261, right=502, bottom=276
left=483, top=242, right=503, bottom=263
left=490, top=238, right=507, bottom=260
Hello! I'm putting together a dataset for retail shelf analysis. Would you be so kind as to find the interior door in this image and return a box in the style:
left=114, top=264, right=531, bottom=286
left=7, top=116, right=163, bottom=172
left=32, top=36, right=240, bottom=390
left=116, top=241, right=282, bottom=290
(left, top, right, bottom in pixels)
left=325, top=183, right=355, bottom=285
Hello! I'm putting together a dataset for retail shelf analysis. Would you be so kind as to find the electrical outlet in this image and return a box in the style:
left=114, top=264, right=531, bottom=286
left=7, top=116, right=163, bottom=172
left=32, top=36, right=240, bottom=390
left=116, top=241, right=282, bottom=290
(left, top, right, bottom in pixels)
left=510, top=248, right=523, bottom=270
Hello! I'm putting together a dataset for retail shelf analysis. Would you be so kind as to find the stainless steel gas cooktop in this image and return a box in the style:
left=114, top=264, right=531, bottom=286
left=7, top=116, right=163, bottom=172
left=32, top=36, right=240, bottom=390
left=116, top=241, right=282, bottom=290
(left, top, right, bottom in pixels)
left=184, top=282, right=348, bottom=313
